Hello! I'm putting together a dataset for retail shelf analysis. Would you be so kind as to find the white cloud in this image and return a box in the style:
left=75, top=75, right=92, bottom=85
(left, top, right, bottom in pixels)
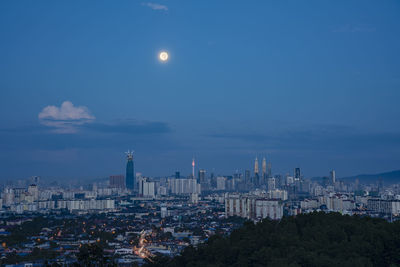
left=142, top=2, right=168, bottom=11
left=38, top=101, right=95, bottom=133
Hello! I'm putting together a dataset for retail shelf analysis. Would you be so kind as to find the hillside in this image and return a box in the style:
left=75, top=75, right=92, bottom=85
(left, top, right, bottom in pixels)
left=144, top=212, right=400, bottom=267
left=340, top=169, right=400, bottom=185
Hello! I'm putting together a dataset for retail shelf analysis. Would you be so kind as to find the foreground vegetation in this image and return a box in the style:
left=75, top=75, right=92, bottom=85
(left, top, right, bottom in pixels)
left=145, top=212, right=400, bottom=267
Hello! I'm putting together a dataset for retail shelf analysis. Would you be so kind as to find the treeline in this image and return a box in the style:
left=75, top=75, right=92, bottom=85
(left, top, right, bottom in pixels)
left=145, top=212, right=400, bottom=267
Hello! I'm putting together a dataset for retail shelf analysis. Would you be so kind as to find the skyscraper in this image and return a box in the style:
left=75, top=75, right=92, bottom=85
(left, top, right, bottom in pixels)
left=330, top=170, right=336, bottom=185
left=245, top=170, right=251, bottom=184
left=254, top=157, right=259, bottom=186
left=267, top=162, right=272, bottom=178
left=198, top=169, right=206, bottom=184
left=294, top=167, right=301, bottom=180
left=210, top=172, right=216, bottom=188
left=125, top=151, right=135, bottom=191
left=262, top=157, right=267, bottom=182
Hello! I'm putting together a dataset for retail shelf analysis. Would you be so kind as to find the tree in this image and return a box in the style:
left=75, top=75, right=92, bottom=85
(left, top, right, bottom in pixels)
left=144, top=212, right=400, bottom=267
left=77, top=243, right=108, bottom=266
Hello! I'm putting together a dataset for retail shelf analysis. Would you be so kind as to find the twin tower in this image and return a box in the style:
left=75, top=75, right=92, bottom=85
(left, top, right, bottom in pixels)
left=254, top=157, right=272, bottom=184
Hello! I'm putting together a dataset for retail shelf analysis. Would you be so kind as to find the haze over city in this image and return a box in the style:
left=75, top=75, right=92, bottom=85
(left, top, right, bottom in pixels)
left=1, top=0, right=400, bottom=180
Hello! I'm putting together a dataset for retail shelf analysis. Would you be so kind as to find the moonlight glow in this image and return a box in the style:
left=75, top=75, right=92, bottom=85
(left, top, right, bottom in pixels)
left=159, top=51, right=169, bottom=62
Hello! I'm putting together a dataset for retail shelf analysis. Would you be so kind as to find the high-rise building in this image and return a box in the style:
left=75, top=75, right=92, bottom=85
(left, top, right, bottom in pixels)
left=355, top=178, right=360, bottom=191
left=125, top=151, right=135, bottom=191
left=198, top=169, right=206, bottom=184
left=210, top=172, right=216, bottom=188
left=168, top=178, right=201, bottom=194
left=262, top=157, right=267, bottom=182
left=139, top=178, right=155, bottom=198
left=225, top=193, right=284, bottom=220
left=175, top=171, right=180, bottom=179
left=294, top=167, right=301, bottom=180
left=267, top=162, right=272, bottom=178
left=330, top=170, right=336, bottom=185
left=109, top=175, right=125, bottom=189
left=28, top=184, right=39, bottom=202
left=217, top=177, right=226, bottom=190
left=3, top=188, right=14, bottom=206
left=245, top=170, right=251, bottom=184
left=267, top=177, right=276, bottom=191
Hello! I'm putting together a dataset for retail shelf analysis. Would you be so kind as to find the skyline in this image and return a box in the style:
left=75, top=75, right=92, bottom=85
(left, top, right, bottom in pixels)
left=1, top=0, right=400, bottom=180
left=3, top=151, right=398, bottom=185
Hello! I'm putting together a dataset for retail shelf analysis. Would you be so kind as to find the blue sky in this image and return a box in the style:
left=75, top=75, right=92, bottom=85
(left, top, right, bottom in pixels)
left=0, top=0, right=399, bottom=181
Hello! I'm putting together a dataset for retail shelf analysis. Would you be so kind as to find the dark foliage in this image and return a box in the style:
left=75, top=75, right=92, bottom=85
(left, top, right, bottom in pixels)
left=76, top=243, right=111, bottom=266
left=144, top=212, right=400, bottom=267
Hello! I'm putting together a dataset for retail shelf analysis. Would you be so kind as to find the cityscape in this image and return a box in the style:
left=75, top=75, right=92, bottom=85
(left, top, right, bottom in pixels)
left=0, top=151, right=399, bottom=265
left=1, top=0, right=400, bottom=266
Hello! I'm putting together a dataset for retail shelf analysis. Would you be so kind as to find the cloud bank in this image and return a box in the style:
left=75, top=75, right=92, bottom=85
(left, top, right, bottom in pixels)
left=38, top=101, right=95, bottom=133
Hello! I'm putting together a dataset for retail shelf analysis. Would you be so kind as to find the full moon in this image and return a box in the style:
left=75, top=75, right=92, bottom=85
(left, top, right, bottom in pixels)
left=159, top=51, right=169, bottom=62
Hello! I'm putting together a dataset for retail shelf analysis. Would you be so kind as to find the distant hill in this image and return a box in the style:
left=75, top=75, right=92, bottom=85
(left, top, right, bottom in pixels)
left=340, top=169, right=400, bottom=185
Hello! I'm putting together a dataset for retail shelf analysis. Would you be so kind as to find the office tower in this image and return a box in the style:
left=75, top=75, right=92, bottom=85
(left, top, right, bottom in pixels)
left=294, top=167, right=301, bottom=180
left=286, top=174, right=294, bottom=185
left=245, top=170, right=251, bottom=184
left=330, top=170, right=336, bottom=185
left=138, top=176, right=145, bottom=196
left=109, top=175, right=125, bottom=189
left=267, top=162, right=272, bottom=178
left=210, top=172, right=216, bottom=188
left=175, top=171, right=180, bottom=179
left=262, top=157, right=267, bottom=183
left=275, top=174, right=283, bottom=188
left=199, top=169, right=206, bottom=184
left=125, top=151, right=135, bottom=191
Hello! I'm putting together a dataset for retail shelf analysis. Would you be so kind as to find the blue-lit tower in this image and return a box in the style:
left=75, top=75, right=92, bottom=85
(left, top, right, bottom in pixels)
left=125, top=150, right=135, bottom=190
